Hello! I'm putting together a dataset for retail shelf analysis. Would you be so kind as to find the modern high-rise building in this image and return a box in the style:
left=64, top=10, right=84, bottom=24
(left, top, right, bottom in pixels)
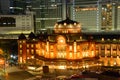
left=73, top=0, right=119, bottom=31
left=0, top=0, right=120, bottom=37
left=0, top=0, right=10, bottom=14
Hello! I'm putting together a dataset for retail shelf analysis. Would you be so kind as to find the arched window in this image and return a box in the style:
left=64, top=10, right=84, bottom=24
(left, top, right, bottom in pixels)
left=56, top=36, right=66, bottom=58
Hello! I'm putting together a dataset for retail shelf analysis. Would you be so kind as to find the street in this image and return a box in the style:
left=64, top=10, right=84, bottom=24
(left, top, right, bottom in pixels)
left=0, top=66, right=35, bottom=80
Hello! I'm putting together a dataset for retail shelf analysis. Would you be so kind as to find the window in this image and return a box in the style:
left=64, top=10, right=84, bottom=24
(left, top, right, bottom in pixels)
left=19, top=41, right=22, bottom=43
left=20, top=57, right=22, bottom=63
left=31, top=44, right=34, bottom=48
left=31, top=49, right=34, bottom=54
left=101, top=45, right=105, bottom=50
left=20, top=45, right=22, bottom=48
left=23, top=40, right=26, bottom=43
left=27, top=49, right=29, bottom=54
left=36, top=44, right=39, bottom=48
left=112, top=44, right=117, bottom=50
left=20, top=50, right=22, bottom=54
left=27, top=44, right=29, bottom=48
left=69, top=46, right=72, bottom=51
left=0, top=17, right=16, bottom=27
left=50, top=52, right=54, bottom=58
left=77, top=45, right=80, bottom=49
left=57, top=52, right=66, bottom=58
left=50, top=45, right=53, bottom=50
left=69, top=52, right=73, bottom=58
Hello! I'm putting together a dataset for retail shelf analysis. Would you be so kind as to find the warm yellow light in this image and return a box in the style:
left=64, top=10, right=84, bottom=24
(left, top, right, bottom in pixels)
left=102, top=38, right=104, bottom=41
left=91, top=51, right=94, bottom=56
left=69, top=46, right=72, bottom=50
left=70, top=52, right=72, bottom=58
left=58, top=65, right=66, bottom=69
left=46, top=41, right=49, bottom=52
left=114, top=61, right=117, bottom=65
left=68, top=24, right=73, bottom=28
left=64, top=23, right=67, bottom=26
left=117, top=56, right=119, bottom=59
left=31, top=56, right=34, bottom=59
left=0, top=59, right=4, bottom=64
left=28, top=66, right=36, bottom=70
left=20, top=57, right=22, bottom=63
left=58, top=24, right=62, bottom=28
left=60, top=39, right=63, bottom=43
left=86, top=65, right=89, bottom=68
left=51, top=52, right=54, bottom=58
left=27, top=57, right=29, bottom=59
left=0, top=48, right=3, bottom=54
left=74, top=23, right=77, bottom=25
left=74, top=42, right=77, bottom=53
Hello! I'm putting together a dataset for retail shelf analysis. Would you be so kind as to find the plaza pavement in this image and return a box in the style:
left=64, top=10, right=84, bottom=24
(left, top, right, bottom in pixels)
left=0, top=66, right=35, bottom=80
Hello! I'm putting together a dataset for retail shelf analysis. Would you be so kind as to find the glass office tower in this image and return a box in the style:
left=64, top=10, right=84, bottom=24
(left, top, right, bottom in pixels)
left=1, top=0, right=120, bottom=33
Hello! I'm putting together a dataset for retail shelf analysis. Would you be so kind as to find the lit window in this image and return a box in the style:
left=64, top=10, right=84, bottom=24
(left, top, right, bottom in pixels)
left=113, top=39, right=116, bottom=41
left=57, top=36, right=66, bottom=44
left=20, top=57, right=22, bottom=63
left=27, top=44, right=29, bottom=48
left=31, top=56, right=34, bottom=59
left=107, top=39, right=110, bottom=41
left=23, top=40, right=26, bottom=43
left=60, top=39, right=63, bottom=43
left=31, top=49, right=34, bottom=54
left=91, top=44, right=94, bottom=47
left=36, top=50, right=39, bottom=54
left=51, top=52, right=54, bottom=58
left=31, top=44, right=34, bottom=48
left=69, top=52, right=72, bottom=58
left=102, top=38, right=104, bottom=41
left=27, top=49, right=29, bottom=54
left=19, top=41, right=22, bottom=43
left=91, top=51, right=94, bottom=56
left=69, top=46, right=72, bottom=50
left=20, top=50, right=22, bottom=54
left=50, top=46, right=53, bottom=50
left=27, top=57, right=29, bottom=59
left=36, top=44, right=39, bottom=48
left=20, top=45, right=22, bottom=48
left=80, top=36, right=82, bottom=40
left=77, top=52, right=80, bottom=58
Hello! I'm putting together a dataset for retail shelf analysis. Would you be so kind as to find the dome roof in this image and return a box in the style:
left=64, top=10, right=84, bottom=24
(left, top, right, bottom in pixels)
left=54, top=17, right=81, bottom=33
left=57, top=17, right=78, bottom=24
left=18, top=33, right=26, bottom=39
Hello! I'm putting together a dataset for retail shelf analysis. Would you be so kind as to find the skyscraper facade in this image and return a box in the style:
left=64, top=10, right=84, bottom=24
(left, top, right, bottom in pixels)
left=0, top=0, right=10, bottom=14
left=0, top=0, right=120, bottom=34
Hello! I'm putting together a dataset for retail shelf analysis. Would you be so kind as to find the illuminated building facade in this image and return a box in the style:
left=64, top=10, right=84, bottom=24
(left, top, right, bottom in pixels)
left=18, top=18, right=98, bottom=69
left=18, top=18, right=120, bottom=69
left=17, top=0, right=120, bottom=69
left=96, top=35, right=120, bottom=66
